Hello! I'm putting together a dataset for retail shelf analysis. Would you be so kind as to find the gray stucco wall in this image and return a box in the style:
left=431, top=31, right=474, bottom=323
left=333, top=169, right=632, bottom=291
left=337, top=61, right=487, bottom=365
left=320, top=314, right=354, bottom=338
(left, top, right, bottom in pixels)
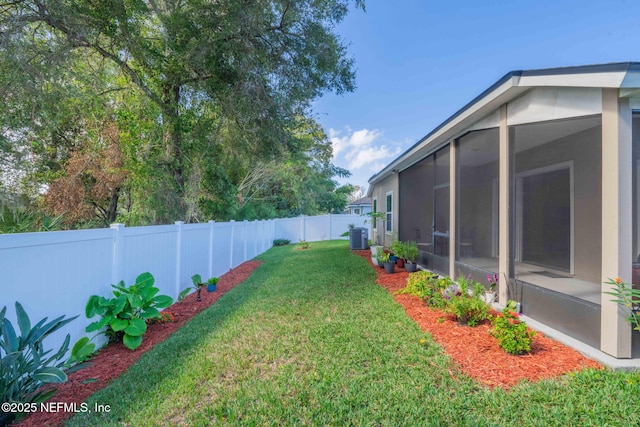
left=369, top=174, right=398, bottom=248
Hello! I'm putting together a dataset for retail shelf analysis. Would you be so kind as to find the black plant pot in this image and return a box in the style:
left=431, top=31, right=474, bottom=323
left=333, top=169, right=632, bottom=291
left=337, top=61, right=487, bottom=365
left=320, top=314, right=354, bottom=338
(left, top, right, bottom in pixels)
left=384, top=261, right=395, bottom=274
left=405, top=262, right=417, bottom=273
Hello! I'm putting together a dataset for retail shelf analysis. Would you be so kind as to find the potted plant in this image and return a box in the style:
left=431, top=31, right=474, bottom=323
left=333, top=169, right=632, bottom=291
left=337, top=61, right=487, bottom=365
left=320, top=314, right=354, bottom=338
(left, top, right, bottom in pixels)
left=403, top=241, right=419, bottom=273
left=485, top=273, right=498, bottom=304
left=207, top=277, right=219, bottom=292
left=380, top=252, right=395, bottom=274
left=391, top=238, right=405, bottom=268
left=375, top=252, right=386, bottom=268
left=370, top=245, right=379, bottom=264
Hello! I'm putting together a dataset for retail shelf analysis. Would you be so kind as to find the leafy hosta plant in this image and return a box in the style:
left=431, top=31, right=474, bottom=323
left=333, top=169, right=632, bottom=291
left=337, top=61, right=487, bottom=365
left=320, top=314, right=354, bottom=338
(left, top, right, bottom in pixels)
left=85, top=272, right=173, bottom=350
left=1, top=302, right=76, bottom=424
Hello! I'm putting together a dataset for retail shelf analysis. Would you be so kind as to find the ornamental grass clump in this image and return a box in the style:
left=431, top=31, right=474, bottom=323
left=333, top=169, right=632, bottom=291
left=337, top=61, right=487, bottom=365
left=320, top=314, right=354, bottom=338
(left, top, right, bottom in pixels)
left=490, top=308, right=536, bottom=355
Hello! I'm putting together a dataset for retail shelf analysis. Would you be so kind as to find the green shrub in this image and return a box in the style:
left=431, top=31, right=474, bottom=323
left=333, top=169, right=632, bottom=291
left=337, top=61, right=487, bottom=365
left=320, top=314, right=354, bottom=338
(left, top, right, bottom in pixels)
left=395, top=271, right=431, bottom=297
left=490, top=308, right=536, bottom=355
left=297, top=240, right=310, bottom=249
left=426, top=275, right=456, bottom=309
left=445, top=294, right=489, bottom=326
left=1, top=302, right=76, bottom=424
left=395, top=271, right=448, bottom=308
left=85, top=272, right=173, bottom=350
left=273, top=239, right=291, bottom=246
left=444, top=276, right=489, bottom=327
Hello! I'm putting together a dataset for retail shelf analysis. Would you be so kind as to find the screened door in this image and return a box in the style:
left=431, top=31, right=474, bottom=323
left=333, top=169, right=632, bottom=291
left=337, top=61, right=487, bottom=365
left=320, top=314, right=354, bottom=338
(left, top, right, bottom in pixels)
left=520, top=167, right=571, bottom=271
left=433, top=184, right=449, bottom=257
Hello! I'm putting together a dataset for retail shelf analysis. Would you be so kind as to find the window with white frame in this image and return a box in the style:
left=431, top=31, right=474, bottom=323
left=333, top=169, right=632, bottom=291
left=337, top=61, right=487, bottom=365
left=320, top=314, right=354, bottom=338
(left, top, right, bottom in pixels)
left=386, top=192, right=393, bottom=233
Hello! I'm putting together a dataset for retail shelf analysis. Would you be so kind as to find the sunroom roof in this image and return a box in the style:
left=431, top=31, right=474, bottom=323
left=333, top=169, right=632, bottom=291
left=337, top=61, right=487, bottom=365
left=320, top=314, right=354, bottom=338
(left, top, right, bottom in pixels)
left=368, top=62, right=640, bottom=189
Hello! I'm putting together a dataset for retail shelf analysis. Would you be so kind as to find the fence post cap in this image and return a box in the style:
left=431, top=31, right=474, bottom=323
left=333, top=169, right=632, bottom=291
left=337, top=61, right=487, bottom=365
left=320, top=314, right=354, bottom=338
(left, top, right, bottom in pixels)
left=110, top=223, right=125, bottom=230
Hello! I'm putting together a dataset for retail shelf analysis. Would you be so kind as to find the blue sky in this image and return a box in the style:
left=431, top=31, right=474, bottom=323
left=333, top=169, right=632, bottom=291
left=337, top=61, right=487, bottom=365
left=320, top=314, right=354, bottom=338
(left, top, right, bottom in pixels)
left=314, top=0, right=640, bottom=192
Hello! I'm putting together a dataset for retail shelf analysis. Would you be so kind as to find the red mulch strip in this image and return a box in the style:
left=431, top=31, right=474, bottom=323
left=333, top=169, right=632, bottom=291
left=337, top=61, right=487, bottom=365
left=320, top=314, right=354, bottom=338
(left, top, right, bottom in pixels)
left=16, top=260, right=262, bottom=427
left=353, top=250, right=602, bottom=389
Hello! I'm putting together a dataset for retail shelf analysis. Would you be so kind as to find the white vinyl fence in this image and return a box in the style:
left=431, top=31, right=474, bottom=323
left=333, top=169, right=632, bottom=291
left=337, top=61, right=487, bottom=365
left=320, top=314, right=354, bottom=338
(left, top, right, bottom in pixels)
left=0, top=214, right=367, bottom=352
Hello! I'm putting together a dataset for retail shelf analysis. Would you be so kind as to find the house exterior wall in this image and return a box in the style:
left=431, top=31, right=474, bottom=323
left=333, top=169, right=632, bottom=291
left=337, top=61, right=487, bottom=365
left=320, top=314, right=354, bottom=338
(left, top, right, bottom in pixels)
left=508, top=87, right=602, bottom=125
left=369, top=174, right=398, bottom=247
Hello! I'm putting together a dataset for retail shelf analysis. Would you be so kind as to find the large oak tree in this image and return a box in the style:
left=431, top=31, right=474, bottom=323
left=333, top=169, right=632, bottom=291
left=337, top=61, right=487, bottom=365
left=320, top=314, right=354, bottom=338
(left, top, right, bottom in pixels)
left=1, top=0, right=364, bottom=225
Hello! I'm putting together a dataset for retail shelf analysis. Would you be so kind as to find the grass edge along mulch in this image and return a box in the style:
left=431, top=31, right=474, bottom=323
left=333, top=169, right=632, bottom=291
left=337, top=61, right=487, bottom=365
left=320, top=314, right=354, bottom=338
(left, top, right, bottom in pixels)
left=16, top=260, right=262, bottom=427
left=353, top=250, right=602, bottom=388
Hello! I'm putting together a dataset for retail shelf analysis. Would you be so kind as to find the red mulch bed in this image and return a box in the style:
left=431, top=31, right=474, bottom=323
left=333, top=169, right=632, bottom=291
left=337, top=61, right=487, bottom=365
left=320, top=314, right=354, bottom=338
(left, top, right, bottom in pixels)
left=16, top=260, right=262, bottom=427
left=353, top=250, right=602, bottom=389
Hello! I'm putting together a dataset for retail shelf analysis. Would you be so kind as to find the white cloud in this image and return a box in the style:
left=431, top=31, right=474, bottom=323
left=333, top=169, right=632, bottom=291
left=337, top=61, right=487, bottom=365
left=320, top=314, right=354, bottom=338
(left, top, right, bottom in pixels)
left=345, top=145, right=399, bottom=171
left=329, top=128, right=381, bottom=158
left=326, top=127, right=404, bottom=190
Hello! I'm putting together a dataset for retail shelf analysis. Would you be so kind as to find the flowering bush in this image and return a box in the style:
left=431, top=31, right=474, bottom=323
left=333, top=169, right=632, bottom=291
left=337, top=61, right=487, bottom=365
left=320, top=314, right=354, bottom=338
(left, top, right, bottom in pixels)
left=148, top=311, right=175, bottom=325
left=490, top=308, right=536, bottom=355
left=604, top=277, right=640, bottom=332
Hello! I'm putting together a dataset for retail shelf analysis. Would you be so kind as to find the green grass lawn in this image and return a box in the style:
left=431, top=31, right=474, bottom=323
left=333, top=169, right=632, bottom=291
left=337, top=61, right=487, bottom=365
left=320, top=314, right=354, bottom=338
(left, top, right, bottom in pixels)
left=67, top=240, right=640, bottom=426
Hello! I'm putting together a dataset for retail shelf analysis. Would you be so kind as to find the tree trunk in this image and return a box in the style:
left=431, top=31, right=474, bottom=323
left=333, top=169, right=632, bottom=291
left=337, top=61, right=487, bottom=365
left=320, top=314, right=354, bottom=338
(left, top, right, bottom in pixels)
left=161, top=82, right=187, bottom=220
left=106, top=188, right=120, bottom=224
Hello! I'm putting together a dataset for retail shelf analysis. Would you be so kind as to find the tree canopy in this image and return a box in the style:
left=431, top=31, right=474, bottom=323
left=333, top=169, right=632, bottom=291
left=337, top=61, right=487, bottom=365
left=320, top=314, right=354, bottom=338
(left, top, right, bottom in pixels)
left=0, top=0, right=364, bottom=229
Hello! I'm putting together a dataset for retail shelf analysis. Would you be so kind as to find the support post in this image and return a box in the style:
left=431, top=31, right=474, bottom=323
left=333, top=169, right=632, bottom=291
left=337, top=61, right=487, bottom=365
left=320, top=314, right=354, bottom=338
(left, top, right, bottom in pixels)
left=449, top=140, right=457, bottom=277
left=110, top=223, right=125, bottom=285
left=175, top=221, right=184, bottom=298
left=601, top=88, right=633, bottom=358
left=243, top=220, right=248, bottom=262
left=229, top=220, right=235, bottom=270
left=208, top=220, right=215, bottom=278
left=498, top=105, right=514, bottom=305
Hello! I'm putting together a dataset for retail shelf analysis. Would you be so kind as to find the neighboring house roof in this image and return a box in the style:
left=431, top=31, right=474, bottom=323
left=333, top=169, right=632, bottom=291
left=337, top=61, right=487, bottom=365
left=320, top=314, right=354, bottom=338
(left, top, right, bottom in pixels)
left=346, top=197, right=371, bottom=207
left=367, top=62, right=640, bottom=195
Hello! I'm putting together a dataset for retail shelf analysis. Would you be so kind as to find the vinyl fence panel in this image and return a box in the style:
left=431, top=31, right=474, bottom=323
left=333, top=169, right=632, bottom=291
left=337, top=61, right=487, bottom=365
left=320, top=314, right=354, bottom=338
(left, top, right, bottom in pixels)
left=0, top=214, right=366, bottom=358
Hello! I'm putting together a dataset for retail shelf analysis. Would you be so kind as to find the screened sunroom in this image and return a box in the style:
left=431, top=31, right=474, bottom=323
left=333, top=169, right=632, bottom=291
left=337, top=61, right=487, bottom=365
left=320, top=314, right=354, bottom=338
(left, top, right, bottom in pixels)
left=369, top=63, right=640, bottom=358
